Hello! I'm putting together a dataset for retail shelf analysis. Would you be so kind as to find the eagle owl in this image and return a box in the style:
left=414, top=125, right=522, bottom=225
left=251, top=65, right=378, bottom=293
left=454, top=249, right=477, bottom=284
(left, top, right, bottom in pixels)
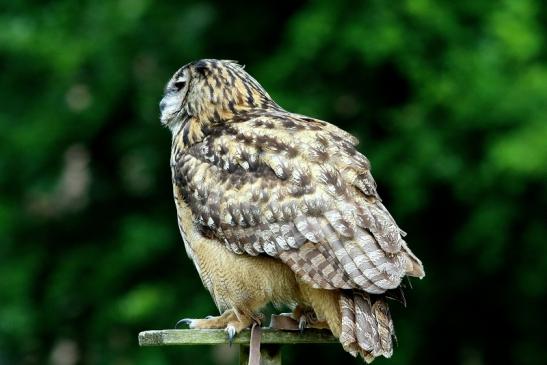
left=160, top=59, right=424, bottom=362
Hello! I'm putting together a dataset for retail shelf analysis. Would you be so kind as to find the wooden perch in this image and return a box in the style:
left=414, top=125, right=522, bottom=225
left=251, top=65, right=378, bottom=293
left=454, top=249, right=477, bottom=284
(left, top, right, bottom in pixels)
left=139, top=328, right=337, bottom=365
left=139, top=328, right=337, bottom=346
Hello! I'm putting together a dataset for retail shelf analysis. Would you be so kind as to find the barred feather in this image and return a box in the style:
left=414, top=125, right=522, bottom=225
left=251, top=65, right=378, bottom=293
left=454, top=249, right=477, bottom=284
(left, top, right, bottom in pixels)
left=339, top=290, right=395, bottom=362
left=172, top=110, right=424, bottom=291
left=373, top=299, right=395, bottom=357
left=339, top=293, right=358, bottom=356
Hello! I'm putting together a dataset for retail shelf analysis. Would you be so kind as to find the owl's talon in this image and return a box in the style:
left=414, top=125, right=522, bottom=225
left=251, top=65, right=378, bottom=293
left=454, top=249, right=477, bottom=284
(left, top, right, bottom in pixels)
left=225, top=325, right=237, bottom=346
left=298, top=315, right=306, bottom=333
left=175, top=318, right=193, bottom=329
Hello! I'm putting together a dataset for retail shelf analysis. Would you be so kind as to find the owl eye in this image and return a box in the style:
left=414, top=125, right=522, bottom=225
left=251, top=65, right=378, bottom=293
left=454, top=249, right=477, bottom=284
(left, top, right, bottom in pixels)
left=174, top=80, right=186, bottom=91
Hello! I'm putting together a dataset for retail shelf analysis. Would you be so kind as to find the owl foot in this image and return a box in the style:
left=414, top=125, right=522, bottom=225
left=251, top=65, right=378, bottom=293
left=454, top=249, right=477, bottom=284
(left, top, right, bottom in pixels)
left=299, top=315, right=329, bottom=331
left=298, top=311, right=329, bottom=331
left=175, top=309, right=236, bottom=329
left=175, top=309, right=262, bottom=346
left=278, top=306, right=329, bottom=332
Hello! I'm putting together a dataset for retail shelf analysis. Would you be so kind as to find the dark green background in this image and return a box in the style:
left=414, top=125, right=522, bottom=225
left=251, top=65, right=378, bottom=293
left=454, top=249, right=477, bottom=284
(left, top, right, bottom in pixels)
left=1, top=1, right=546, bottom=364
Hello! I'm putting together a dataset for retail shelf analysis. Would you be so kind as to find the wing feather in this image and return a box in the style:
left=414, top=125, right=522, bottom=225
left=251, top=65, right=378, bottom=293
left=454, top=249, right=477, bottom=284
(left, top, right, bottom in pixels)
left=172, top=113, right=424, bottom=294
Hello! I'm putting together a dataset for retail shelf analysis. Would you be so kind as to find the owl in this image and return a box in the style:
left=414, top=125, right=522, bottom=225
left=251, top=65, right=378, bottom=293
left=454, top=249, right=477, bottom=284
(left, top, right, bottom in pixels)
left=159, top=59, right=424, bottom=362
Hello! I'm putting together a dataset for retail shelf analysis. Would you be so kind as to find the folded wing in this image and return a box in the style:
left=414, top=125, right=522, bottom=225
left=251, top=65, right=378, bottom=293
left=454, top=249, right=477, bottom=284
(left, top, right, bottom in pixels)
left=172, top=113, right=424, bottom=294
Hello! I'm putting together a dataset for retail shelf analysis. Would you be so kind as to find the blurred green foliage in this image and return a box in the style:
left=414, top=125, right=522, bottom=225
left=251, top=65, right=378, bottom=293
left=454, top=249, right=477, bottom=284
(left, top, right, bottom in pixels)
left=1, top=0, right=546, bottom=364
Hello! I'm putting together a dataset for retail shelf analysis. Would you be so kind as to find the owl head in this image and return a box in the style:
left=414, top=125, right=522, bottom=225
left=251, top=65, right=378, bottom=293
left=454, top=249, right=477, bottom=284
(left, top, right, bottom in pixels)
left=159, top=59, right=280, bottom=134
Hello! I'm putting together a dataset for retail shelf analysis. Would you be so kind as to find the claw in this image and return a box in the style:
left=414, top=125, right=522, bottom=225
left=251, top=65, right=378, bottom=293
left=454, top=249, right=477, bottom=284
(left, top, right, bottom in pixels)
left=298, top=315, right=306, bottom=333
left=175, top=318, right=193, bottom=329
left=225, top=325, right=236, bottom=346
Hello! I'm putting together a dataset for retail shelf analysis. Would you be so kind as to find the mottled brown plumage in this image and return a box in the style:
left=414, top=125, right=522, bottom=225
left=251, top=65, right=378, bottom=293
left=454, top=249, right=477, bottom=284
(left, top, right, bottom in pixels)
left=160, top=59, right=425, bottom=362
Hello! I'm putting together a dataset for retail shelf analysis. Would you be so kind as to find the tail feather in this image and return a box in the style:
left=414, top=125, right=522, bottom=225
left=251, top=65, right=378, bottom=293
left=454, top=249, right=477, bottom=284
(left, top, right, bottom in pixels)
left=339, top=290, right=395, bottom=362
left=297, top=283, right=396, bottom=363
left=339, top=293, right=358, bottom=356
left=354, top=292, right=379, bottom=353
left=372, top=300, right=394, bottom=357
